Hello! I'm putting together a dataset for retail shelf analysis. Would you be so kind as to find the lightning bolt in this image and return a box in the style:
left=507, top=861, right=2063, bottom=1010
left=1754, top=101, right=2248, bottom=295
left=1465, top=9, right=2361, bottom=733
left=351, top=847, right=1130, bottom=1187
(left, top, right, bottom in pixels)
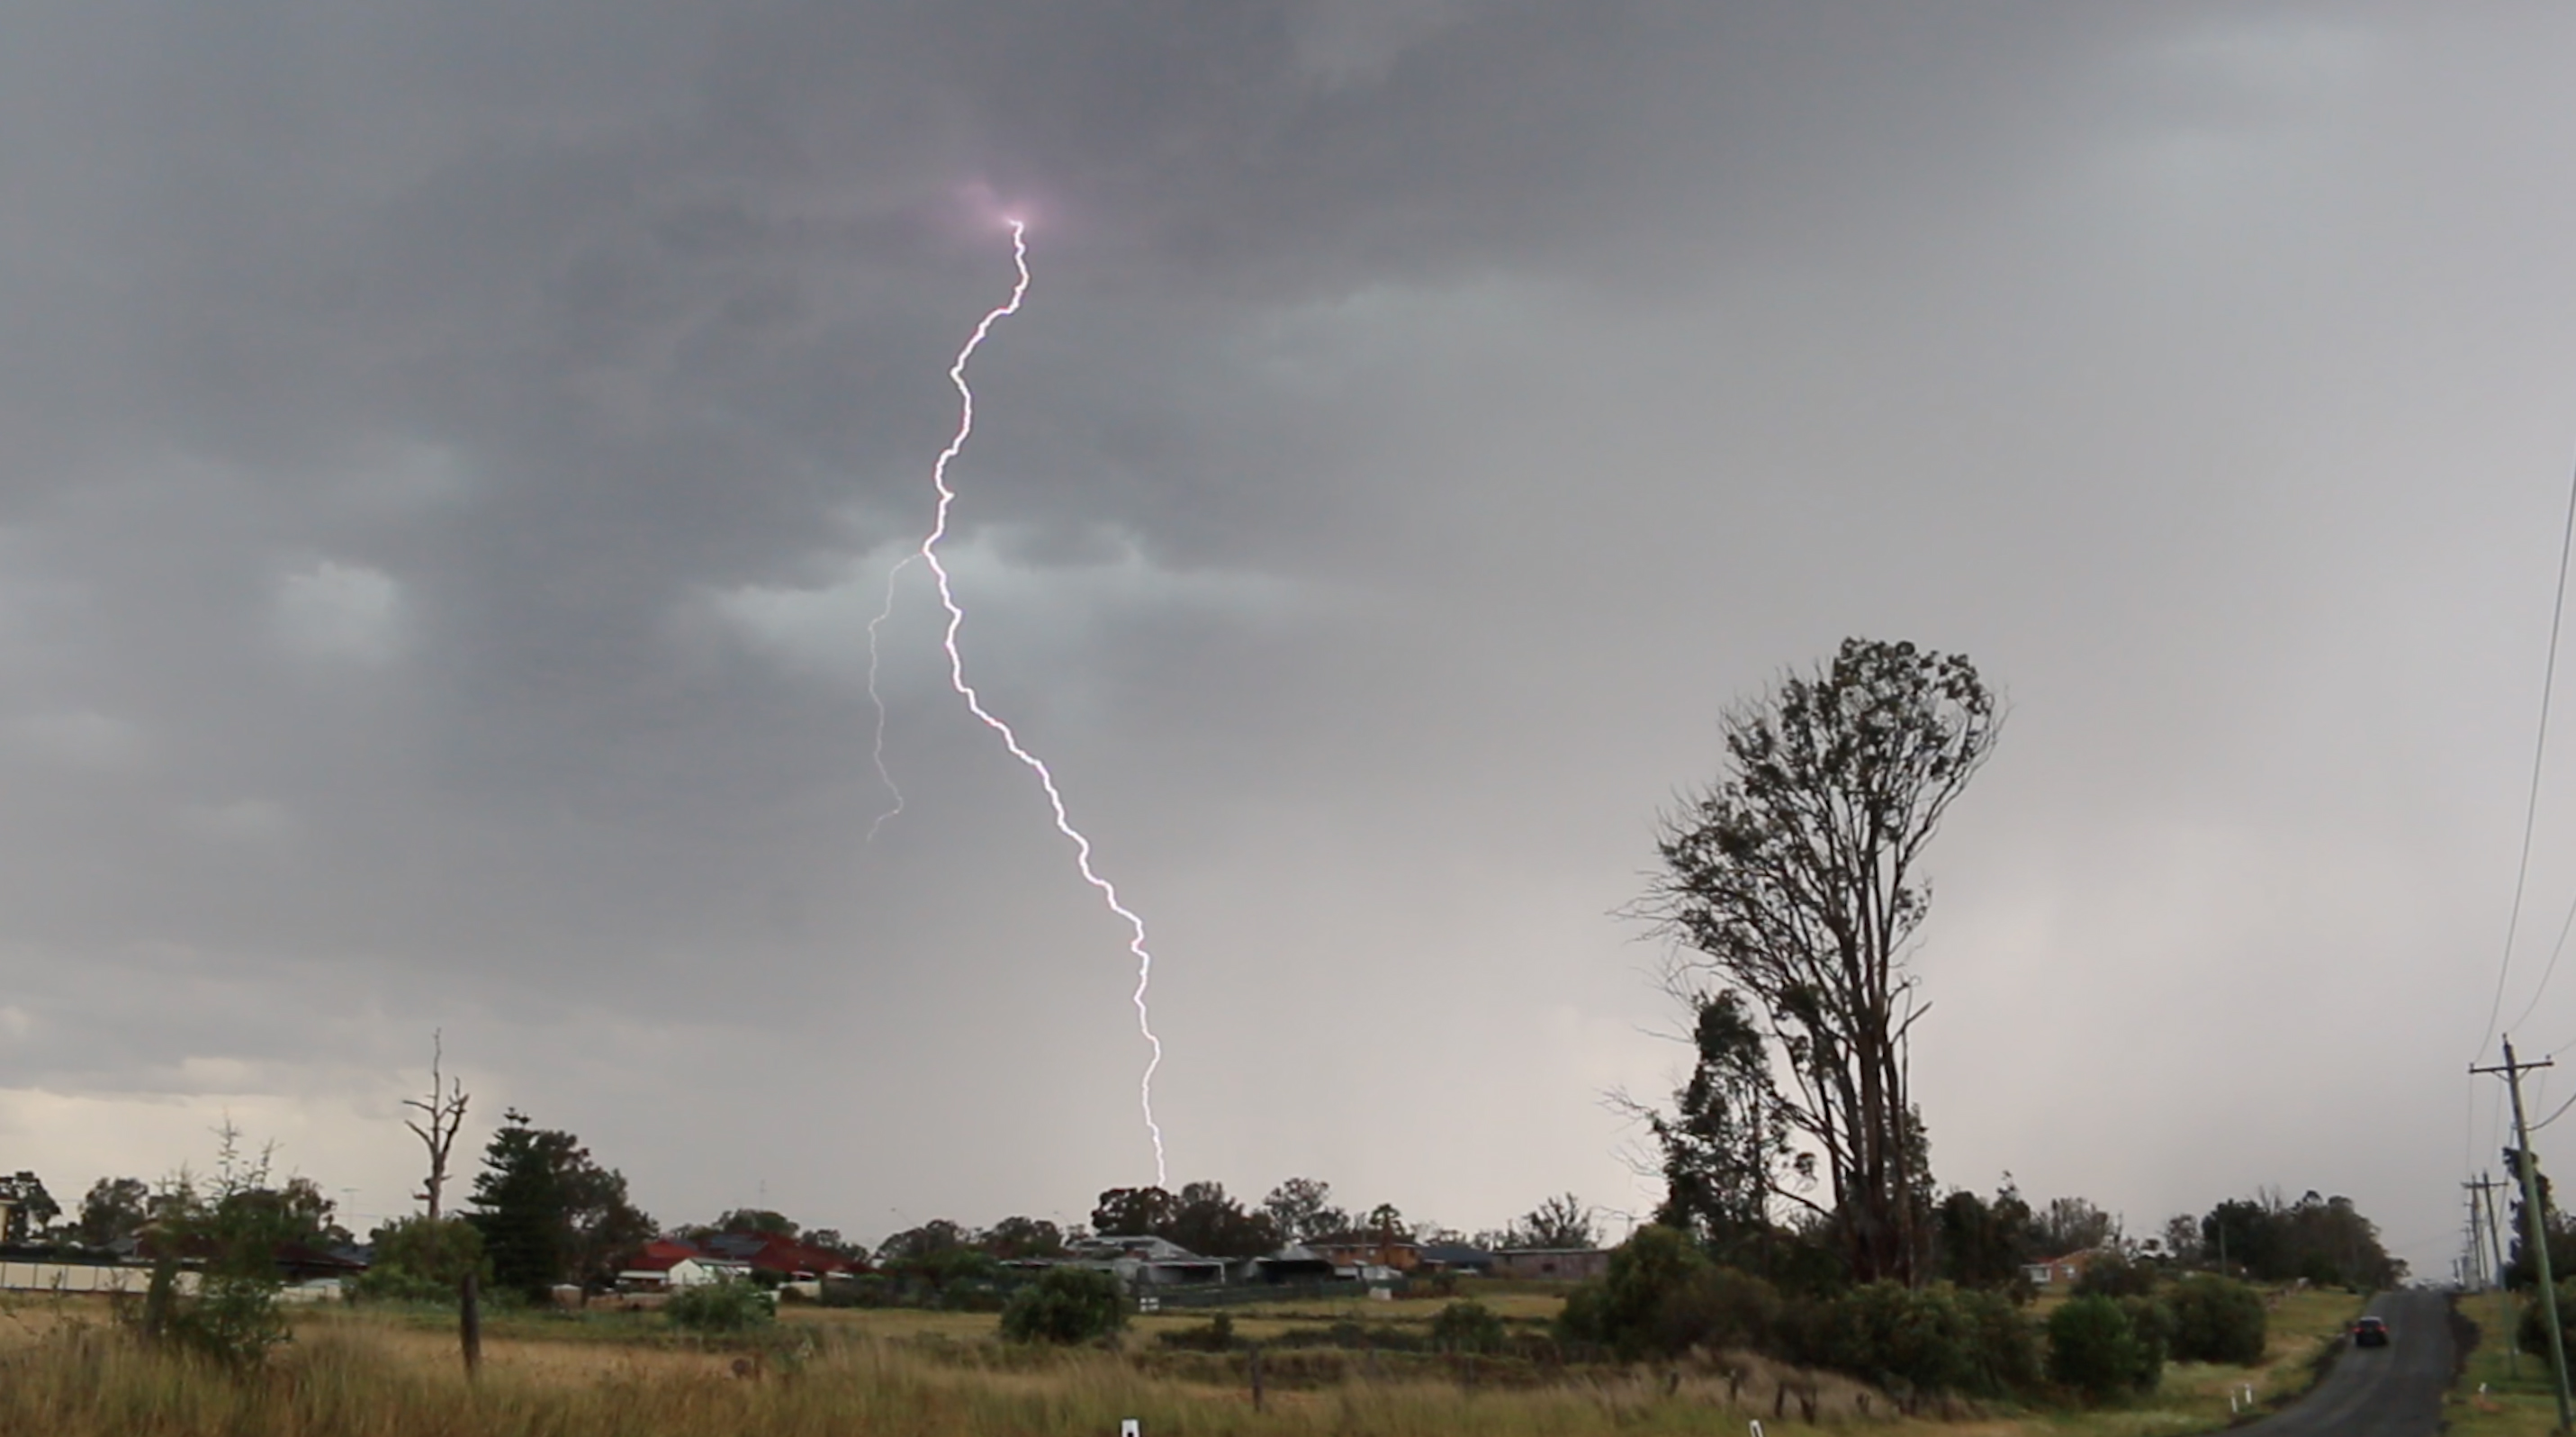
left=863, top=221, right=1169, bottom=1185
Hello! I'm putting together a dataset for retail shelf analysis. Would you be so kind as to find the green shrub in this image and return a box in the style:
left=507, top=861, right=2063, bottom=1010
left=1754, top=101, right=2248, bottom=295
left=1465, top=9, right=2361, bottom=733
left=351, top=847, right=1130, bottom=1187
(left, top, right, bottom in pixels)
left=1953, top=1286, right=2040, bottom=1395
left=2166, top=1274, right=2265, bottom=1365
left=1556, top=1225, right=1779, bottom=1360
left=1557, top=1281, right=1608, bottom=1351
left=1430, top=1300, right=1505, bottom=1354
left=1661, top=1265, right=1782, bottom=1356
left=1792, top=1281, right=2001, bottom=1396
left=2072, top=1252, right=2154, bottom=1298
left=2519, top=1279, right=2576, bottom=1367
left=355, top=1216, right=489, bottom=1305
left=665, top=1280, right=775, bottom=1333
left=140, top=1162, right=300, bottom=1369
left=149, top=1257, right=289, bottom=1371
left=2117, top=1295, right=2171, bottom=1392
left=998, top=1267, right=1126, bottom=1345
left=2047, top=1294, right=2149, bottom=1402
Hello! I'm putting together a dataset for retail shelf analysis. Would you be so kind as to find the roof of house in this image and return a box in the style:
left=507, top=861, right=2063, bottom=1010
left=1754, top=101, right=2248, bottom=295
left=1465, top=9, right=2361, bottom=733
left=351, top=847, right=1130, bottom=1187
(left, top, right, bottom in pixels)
left=622, top=1238, right=705, bottom=1273
left=706, top=1232, right=838, bottom=1270
left=1419, top=1243, right=1498, bottom=1265
left=627, top=1233, right=863, bottom=1276
left=1068, top=1234, right=1215, bottom=1264
left=1307, top=1232, right=1423, bottom=1251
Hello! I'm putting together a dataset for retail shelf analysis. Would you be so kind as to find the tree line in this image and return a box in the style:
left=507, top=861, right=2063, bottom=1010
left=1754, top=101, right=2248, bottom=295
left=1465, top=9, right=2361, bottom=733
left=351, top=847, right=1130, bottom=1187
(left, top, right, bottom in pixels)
left=24, top=1107, right=1613, bottom=1314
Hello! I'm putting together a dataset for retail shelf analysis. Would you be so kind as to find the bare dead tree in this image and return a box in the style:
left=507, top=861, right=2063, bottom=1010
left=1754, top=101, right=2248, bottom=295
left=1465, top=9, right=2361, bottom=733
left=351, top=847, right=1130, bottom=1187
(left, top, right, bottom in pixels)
left=403, top=1032, right=471, bottom=1220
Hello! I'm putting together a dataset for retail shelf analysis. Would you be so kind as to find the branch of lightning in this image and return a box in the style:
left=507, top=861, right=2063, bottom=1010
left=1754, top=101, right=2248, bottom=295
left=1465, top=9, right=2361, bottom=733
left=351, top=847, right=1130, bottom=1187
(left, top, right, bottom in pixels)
left=862, top=221, right=1168, bottom=1186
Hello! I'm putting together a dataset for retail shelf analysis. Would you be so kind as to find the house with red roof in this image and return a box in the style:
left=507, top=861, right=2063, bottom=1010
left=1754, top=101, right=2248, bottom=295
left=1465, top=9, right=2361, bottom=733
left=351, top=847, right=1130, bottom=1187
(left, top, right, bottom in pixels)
left=616, top=1233, right=864, bottom=1292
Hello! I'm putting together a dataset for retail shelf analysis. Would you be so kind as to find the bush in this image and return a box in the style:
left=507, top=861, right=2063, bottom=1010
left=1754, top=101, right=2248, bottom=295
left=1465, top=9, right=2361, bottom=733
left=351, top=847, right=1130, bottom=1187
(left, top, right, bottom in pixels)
left=1557, top=1281, right=1608, bottom=1351
left=1790, top=1281, right=2004, bottom=1397
left=1430, top=1300, right=1505, bottom=1354
left=2117, top=1295, right=2171, bottom=1392
left=355, top=1216, right=489, bottom=1305
left=665, top=1280, right=775, bottom=1333
left=1662, top=1265, right=1781, bottom=1356
left=140, top=1165, right=298, bottom=1369
left=2047, top=1294, right=2150, bottom=1402
left=1557, top=1225, right=1780, bottom=1360
left=998, top=1267, right=1127, bottom=1345
left=2073, top=1252, right=2155, bottom=1298
left=2166, top=1274, right=2266, bottom=1365
left=1954, top=1286, right=2040, bottom=1395
left=2519, top=1279, right=2576, bottom=1367
left=152, top=1259, right=289, bottom=1371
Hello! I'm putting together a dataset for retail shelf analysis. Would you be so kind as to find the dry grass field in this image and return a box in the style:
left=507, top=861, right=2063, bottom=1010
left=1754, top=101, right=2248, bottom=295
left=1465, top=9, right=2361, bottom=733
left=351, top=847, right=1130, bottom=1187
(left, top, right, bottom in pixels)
left=0, top=1281, right=2366, bottom=1437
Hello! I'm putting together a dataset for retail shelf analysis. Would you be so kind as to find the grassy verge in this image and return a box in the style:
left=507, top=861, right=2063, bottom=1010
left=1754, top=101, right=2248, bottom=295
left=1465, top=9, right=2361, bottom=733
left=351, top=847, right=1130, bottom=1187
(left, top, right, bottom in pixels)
left=2447, top=1290, right=2563, bottom=1437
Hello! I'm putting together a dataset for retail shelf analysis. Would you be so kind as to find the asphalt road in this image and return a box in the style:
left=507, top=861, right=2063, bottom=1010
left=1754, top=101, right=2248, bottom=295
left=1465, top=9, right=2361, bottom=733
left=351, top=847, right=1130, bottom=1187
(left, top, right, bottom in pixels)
left=2236, top=1288, right=2453, bottom=1437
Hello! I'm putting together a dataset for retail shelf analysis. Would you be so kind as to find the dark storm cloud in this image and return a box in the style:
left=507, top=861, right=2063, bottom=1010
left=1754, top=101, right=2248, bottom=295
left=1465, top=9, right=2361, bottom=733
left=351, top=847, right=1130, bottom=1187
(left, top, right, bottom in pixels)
left=0, top=0, right=2561, bottom=1267
left=0, top=0, right=1900, bottom=984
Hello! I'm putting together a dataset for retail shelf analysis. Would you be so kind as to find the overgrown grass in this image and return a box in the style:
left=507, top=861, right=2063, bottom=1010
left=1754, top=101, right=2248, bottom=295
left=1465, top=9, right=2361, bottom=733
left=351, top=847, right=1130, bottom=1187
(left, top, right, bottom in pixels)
left=2448, top=1290, right=2562, bottom=1437
left=0, top=1283, right=2369, bottom=1437
left=0, top=1316, right=1888, bottom=1437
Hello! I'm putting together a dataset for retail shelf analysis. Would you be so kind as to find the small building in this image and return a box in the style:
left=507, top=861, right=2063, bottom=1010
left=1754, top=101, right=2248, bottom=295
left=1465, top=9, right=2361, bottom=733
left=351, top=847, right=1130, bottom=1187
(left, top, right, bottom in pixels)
left=1488, top=1248, right=1610, bottom=1281
left=1418, top=1243, right=1498, bottom=1276
left=1237, top=1243, right=1338, bottom=1285
left=2024, top=1250, right=2102, bottom=1288
left=699, top=1231, right=863, bottom=1280
left=1306, top=1232, right=1424, bottom=1275
left=1056, top=1234, right=1227, bottom=1288
left=0, top=1246, right=190, bottom=1297
left=617, top=1238, right=752, bottom=1291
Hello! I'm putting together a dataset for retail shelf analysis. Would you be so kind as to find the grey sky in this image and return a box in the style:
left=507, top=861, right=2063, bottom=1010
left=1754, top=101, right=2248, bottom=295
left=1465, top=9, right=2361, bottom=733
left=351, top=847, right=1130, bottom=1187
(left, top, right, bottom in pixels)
left=0, top=1, right=2565, bottom=1271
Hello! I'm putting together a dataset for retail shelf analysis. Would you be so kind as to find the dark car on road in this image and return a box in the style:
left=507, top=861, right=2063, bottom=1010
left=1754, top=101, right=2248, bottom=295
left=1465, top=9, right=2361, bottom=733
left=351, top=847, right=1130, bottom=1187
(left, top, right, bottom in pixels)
left=2352, top=1315, right=2390, bottom=1348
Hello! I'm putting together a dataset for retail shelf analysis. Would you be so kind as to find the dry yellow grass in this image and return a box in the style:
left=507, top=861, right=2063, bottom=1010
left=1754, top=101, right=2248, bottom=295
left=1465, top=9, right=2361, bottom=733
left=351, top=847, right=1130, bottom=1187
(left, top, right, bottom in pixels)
left=0, top=1279, right=2365, bottom=1436
left=0, top=1314, right=1899, bottom=1437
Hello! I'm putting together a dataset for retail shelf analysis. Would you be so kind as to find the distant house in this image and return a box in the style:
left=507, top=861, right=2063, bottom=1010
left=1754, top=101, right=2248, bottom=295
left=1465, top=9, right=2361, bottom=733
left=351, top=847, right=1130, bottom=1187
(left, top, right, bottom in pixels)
left=1238, top=1243, right=1339, bottom=1285
left=618, top=1238, right=749, bottom=1291
left=1489, top=1248, right=1610, bottom=1282
left=699, top=1231, right=864, bottom=1280
left=618, top=1233, right=860, bottom=1292
left=1418, top=1243, right=1498, bottom=1276
left=0, top=1245, right=188, bottom=1297
left=1306, top=1232, right=1424, bottom=1275
left=2023, top=1250, right=2102, bottom=1288
left=1050, top=1234, right=1228, bottom=1288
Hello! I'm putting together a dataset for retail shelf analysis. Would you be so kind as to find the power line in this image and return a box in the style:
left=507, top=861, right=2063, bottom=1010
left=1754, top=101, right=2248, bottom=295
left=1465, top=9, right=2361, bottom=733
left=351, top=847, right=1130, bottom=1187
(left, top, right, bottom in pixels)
left=2481, top=459, right=2576, bottom=1060
left=2532, top=1082, right=2576, bottom=1133
left=2519, top=889, right=2576, bottom=1040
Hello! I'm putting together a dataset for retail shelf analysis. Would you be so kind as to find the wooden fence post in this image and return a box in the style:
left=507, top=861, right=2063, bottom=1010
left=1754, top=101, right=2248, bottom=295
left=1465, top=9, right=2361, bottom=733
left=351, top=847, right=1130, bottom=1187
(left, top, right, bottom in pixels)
left=459, top=1270, right=482, bottom=1378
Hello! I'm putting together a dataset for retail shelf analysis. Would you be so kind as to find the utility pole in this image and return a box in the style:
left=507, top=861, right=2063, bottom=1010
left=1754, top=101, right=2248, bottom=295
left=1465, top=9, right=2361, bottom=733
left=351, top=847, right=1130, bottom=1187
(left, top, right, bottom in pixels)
left=2477, top=1039, right=2574, bottom=1430
left=2470, top=1177, right=2490, bottom=1288
left=2473, top=1170, right=2517, bottom=1378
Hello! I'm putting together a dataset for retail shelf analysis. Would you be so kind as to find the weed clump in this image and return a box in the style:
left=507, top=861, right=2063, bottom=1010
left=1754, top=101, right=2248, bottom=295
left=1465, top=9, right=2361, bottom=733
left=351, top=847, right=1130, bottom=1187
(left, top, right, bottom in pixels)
left=666, top=1281, right=775, bottom=1333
